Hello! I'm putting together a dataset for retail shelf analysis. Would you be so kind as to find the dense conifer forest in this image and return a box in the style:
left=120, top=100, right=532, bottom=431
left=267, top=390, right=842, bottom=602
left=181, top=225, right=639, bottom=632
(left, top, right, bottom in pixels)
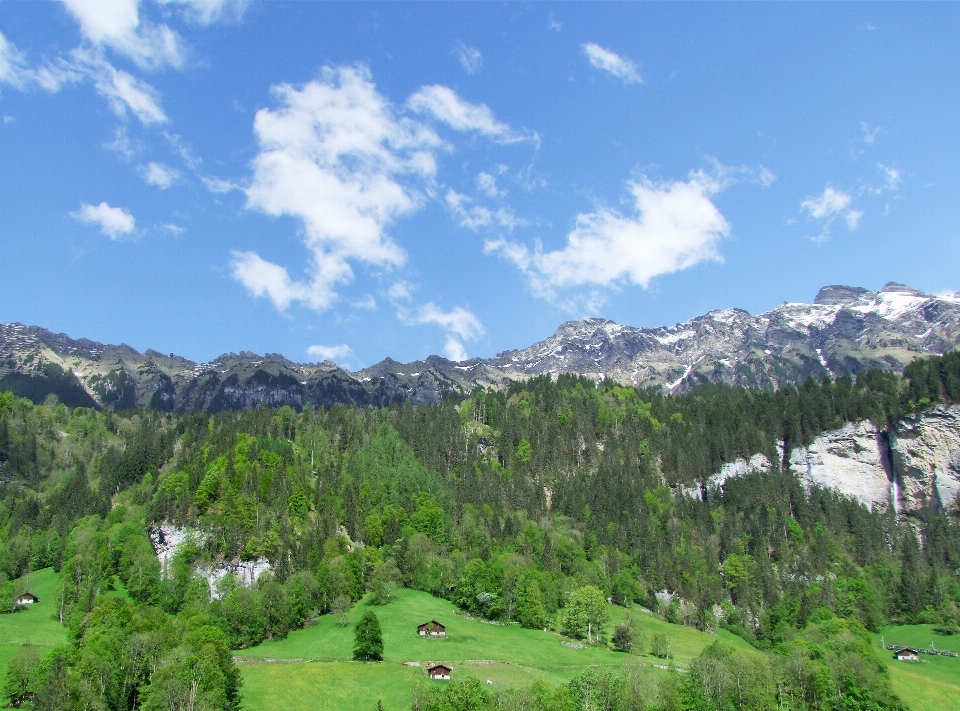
left=3, top=352, right=960, bottom=709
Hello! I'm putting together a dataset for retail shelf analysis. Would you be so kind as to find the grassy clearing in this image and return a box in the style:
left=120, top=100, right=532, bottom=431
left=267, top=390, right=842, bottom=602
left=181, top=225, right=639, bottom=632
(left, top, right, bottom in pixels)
left=871, top=624, right=960, bottom=711
left=237, top=587, right=754, bottom=711
left=0, top=568, right=68, bottom=682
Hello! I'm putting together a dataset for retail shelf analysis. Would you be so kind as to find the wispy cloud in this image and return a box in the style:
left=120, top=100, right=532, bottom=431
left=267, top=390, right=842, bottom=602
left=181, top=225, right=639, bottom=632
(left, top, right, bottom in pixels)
left=455, top=43, right=482, bottom=74
left=71, top=201, right=136, bottom=239
left=406, top=85, right=535, bottom=144
left=402, top=302, right=485, bottom=361
left=139, top=161, right=179, bottom=189
left=861, top=121, right=881, bottom=145
left=801, top=186, right=862, bottom=241
left=581, top=43, right=642, bottom=84
left=306, top=343, right=353, bottom=362
left=477, top=171, right=504, bottom=197
left=446, top=190, right=523, bottom=231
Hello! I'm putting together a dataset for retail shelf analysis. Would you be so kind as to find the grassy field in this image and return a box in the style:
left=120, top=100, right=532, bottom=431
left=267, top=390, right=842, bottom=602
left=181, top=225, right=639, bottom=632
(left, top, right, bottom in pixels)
left=0, top=568, right=68, bottom=684
left=871, top=624, right=960, bottom=711
left=236, top=587, right=756, bottom=711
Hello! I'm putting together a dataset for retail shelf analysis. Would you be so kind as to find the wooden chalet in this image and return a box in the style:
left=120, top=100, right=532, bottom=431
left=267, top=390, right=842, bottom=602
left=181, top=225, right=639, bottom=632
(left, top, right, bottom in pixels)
left=427, top=664, right=452, bottom=680
left=417, top=620, right=446, bottom=637
left=893, top=647, right=919, bottom=662
left=16, top=593, right=39, bottom=605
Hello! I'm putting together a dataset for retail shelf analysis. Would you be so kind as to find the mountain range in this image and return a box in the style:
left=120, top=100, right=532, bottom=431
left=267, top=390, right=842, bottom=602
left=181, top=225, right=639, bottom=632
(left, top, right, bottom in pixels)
left=2, top=281, right=959, bottom=412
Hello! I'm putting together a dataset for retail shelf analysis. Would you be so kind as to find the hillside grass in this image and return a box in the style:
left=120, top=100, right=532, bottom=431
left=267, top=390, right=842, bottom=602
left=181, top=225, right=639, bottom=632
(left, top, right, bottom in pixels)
left=0, top=568, right=68, bottom=684
left=236, top=587, right=755, bottom=711
left=871, top=624, right=960, bottom=711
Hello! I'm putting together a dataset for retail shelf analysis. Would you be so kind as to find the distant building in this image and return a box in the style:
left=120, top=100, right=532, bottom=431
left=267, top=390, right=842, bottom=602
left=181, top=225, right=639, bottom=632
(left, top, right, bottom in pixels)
left=427, top=664, right=452, bottom=680
left=16, top=593, right=39, bottom=605
left=417, top=620, right=446, bottom=637
left=893, top=647, right=919, bottom=662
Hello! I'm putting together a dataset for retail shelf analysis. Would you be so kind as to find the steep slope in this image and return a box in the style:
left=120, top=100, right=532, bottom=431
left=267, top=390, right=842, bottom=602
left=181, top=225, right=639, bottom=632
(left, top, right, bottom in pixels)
left=2, top=281, right=959, bottom=411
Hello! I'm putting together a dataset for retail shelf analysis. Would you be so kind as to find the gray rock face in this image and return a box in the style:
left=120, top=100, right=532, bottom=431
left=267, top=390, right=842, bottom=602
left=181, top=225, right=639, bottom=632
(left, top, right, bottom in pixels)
left=707, top=406, right=960, bottom=516
left=3, top=282, right=960, bottom=411
left=891, top=407, right=960, bottom=514
left=788, top=421, right=895, bottom=512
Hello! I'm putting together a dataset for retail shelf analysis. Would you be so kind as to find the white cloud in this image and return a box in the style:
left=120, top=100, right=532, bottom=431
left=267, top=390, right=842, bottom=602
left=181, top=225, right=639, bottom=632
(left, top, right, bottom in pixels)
left=236, top=65, right=442, bottom=311
left=582, top=43, right=642, bottom=84
left=861, top=121, right=880, bottom=144
left=486, top=172, right=728, bottom=295
left=165, top=223, right=184, bottom=234
left=202, top=176, right=240, bottom=193
left=139, top=161, right=179, bottom=188
left=71, top=201, right=136, bottom=239
left=160, top=0, right=249, bottom=25
left=406, top=85, right=533, bottom=144
left=404, top=302, right=485, bottom=362
left=446, top=189, right=522, bottom=231
left=802, top=187, right=851, bottom=219
left=548, top=15, right=561, bottom=32
left=386, top=280, right=414, bottom=303
left=306, top=343, right=353, bottom=362
left=0, top=31, right=80, bottom=92
left=105, top=126, right=138, bottom=158
left=477, top=171, right=504, bottom=197
left=456, top=43, right=482, bottom=74
left=60, top=0, right=186, bottom=70
left=67, top=49, right=167, bottom=124
left=878, top=163, right=901, bottom=191
left=801, top=186, right=862, bottom=241
left=2, top=116, right=13, bottom=125
left=352, top=294, right=376, bottom=310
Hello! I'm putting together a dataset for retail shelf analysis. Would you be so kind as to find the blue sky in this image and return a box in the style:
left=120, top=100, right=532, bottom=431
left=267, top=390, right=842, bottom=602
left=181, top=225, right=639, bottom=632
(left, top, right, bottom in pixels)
left=1, top=2, right=959, bottom=367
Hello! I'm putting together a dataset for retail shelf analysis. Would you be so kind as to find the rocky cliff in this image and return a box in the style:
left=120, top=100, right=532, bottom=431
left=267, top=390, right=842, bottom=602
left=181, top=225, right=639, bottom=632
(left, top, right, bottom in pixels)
left=2, top=281, right=960, bottom=411
left=706, top=405, right=960, bottom=517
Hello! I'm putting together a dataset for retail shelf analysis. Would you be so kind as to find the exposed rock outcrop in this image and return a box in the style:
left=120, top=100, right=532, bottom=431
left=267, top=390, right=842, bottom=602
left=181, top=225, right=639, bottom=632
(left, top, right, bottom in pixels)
left=706, top=406, right=960, bottom=517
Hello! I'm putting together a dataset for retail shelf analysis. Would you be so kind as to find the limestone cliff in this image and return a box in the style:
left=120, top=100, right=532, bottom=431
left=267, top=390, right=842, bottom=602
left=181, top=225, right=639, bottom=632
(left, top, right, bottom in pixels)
left=709, top=406, right=960, bottom=517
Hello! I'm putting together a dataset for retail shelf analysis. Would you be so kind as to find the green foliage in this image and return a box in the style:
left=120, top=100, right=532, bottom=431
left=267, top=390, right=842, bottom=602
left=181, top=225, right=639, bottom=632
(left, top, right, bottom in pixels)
left=353, top=610, right=383, bottom=661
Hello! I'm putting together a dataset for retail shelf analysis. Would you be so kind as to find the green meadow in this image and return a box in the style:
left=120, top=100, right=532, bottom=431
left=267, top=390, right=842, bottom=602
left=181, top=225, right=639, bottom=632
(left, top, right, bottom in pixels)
left=236, top=586, right=756, bottom=711
left=871, top=624, right=960, bottom=711
left=0, top=568, right=68, bottom=683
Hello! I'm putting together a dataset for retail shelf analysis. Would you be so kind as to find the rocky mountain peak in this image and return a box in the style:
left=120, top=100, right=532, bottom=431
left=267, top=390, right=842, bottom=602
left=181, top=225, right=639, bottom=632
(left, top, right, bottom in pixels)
left=813, top=285, right=870, bottom=305
left=3, top=282, right=960, bottom=411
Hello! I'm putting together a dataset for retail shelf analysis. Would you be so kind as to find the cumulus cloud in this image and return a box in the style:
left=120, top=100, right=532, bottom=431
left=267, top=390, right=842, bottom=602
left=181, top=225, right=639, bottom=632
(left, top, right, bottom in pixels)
left=139, top=161, right=179, bottom=188
left=446, top=189, right=522, bottom=231
left=71, top=201, right=136, bottom=239
left=406, top=85, right=533, bottom=144
left=236, top=65, right=442, bottom=311
left=352, top=294, right=376, bottom=310
left=164, top=223, right=184, bottom=234
left=486, top=171, right=729, bottom=297
left=404, top=302, right=485, bottom=362
left=582, top=43, right=642, bottom=84
left=456, top=43, right=482, bottom=74
left=801, top=186, right=863, bottom=241
left=306, top=343, right=353, bottom=361
left=60, top=0, right=186, bottom=70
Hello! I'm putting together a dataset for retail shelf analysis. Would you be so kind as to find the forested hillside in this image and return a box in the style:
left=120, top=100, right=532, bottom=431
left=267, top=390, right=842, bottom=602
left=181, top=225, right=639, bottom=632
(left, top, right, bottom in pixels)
left=2, top=353, right=960, bottom=709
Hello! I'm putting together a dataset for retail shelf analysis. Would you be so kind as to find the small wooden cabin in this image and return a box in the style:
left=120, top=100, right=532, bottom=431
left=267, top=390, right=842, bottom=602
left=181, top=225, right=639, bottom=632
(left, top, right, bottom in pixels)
left=16, top=593, right=39, bottom=605
left=418, top=620, right=446, bottom=637
left=427, top=664, right=452, bottom=680
left=893, top=647, right=919, bottom=662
